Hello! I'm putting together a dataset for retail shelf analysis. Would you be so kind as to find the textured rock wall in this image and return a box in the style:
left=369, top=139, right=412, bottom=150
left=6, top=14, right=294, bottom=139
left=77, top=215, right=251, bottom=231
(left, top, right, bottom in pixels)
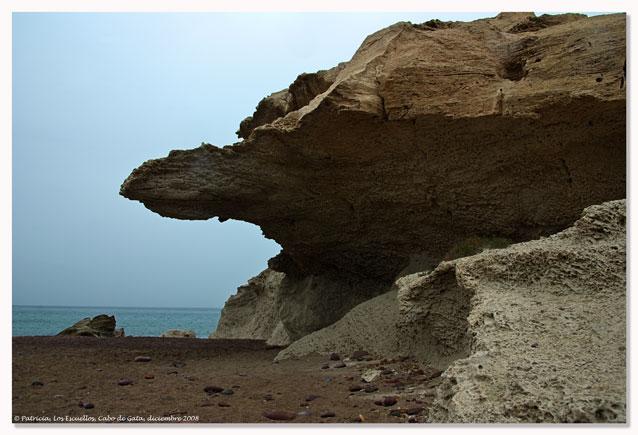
left=210, top=269, right=290, bottom=345
left=406, top=200, right=626, bottom=422
left=121, top=12, right=626, bottom=342
left=277, top=200, right=626, bottom=423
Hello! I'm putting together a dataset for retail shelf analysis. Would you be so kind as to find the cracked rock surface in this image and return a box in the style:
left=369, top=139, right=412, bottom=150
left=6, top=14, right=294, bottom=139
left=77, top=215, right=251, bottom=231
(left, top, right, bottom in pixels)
left=121, top=13, right=625, bottom=341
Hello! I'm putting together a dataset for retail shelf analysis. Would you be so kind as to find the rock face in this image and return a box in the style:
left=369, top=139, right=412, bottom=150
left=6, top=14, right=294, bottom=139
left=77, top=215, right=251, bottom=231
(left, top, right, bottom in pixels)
left=121, top=13, right=625, bottom=341
left=57, top=314, right=117, bottom=337
left=278, top=199, right=626, bottom=422
left=209, top=269, right=290, bottom=345
left=416, top=200, right=626, bottom=423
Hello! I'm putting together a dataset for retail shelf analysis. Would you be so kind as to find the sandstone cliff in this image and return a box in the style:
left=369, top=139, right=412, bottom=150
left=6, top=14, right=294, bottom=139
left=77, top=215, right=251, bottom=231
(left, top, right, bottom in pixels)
left=121, top=12, right=625, bottom=342
left=278, top=199, right=626, bottom=423
left=209, top=269, right=291, bottom=346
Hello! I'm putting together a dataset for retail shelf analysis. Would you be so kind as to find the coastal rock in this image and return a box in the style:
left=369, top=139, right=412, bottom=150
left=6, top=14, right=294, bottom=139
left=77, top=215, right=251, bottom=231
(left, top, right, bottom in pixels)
left=414, top=200, right=627, bottom=423
left=121, top=13, right=626, bottom=341
left=160, top=329, right=196, bottom=338
left=57, top=314, right=117, bottom=338
left=275, top=200, right=626, bottom=422
left=210, top=269, right=289, bottom=344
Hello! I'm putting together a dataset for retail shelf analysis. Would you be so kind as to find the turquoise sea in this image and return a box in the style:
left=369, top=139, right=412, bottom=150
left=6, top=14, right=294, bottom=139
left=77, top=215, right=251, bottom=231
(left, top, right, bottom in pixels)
left=12, top=305, right=221, bottom=338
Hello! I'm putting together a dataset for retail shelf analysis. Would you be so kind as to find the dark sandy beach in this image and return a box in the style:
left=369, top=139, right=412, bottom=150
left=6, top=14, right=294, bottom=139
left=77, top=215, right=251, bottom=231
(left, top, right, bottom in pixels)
left=12, top=336, right=440, bottom=423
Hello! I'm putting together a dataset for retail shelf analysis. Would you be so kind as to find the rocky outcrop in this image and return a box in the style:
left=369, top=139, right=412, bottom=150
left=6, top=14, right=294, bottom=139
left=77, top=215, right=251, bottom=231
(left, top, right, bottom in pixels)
left=210, top=269, right=289, bottom=344
left=57, top=314, right=118, bottom=337
left=160, top=329, right=197, bottom=338
left=236, top=66, right=344, bottom=139
left=277, top=199, right=626, bottom=422
left=417, top=199, right=627, bottom=423
left=213, top=269, right=388, bottom=343
left=121, top=13, right=625, bottom=342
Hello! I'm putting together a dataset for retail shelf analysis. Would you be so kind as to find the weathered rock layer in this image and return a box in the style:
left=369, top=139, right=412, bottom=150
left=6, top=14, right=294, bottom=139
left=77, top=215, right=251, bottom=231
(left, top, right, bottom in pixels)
left=278, top=199, right=626, bottom=423
left=120, top=13, right=625, bottom=342
left=209, top=269, right=289, bottom=345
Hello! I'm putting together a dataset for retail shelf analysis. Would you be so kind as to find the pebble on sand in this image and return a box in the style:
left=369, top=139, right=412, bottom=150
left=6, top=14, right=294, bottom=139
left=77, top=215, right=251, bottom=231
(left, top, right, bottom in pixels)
left=31, top=380, right=44, bottom=387
left=320, top=411, right=336, bottom=418
left=333, top=362, right=346, bottom=369
left=305, top=394, right=320, bottom=402
left=348, top=385, right=363, bottom=392
left=203, top=386, right=224, bottom=395
left=118, top=379, right=134, bottom=386
left=351, top=350, right=369, bottom=361
left=406, top=407, right=424, bottom=415
left=134, top=356, right=152, bottom=363
left=144, top=374, right=155, bottom=380
left=221, top=389, right=234, bottom=395
left=329, top=352, right=341, bottom=361
left=361, top=369, right=382, bottom=383
left=263, top=410, right=296, bottom=421
left=375, top=396, right=397, bottom=406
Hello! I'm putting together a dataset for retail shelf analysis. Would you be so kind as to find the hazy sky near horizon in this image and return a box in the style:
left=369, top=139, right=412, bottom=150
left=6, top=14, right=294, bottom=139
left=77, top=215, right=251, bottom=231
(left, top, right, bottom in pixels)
left=14, top=11, right=572, bottom=308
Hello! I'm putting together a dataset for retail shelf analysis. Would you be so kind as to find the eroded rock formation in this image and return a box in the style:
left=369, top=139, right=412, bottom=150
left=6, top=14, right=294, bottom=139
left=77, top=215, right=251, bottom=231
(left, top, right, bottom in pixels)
left=209, top=269, right=290, bottom=345
left=120, top=13, right=625, bottom=341
left=278, top=199, right=626, bottom=423
left=415, top=199, right=626, bottom=423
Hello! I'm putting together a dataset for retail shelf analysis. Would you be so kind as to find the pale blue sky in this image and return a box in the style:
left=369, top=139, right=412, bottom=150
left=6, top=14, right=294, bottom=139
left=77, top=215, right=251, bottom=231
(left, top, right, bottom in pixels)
left=15, top=12, right=585, bottom=308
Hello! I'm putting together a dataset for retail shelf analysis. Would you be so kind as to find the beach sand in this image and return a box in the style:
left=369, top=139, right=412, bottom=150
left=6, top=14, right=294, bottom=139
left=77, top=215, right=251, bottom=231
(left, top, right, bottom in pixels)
left=12, top=336, right=438, bottom=424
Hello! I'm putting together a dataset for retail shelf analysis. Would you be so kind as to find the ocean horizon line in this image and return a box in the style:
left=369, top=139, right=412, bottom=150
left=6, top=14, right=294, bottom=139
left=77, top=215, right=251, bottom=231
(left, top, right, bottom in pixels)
left=13, top=304, right=222, bottom=311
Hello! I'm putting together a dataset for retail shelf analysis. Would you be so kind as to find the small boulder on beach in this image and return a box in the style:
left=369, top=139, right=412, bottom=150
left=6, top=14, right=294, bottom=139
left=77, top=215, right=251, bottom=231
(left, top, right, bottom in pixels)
left=57, top=314, right=117, bottom=337
left=160, top=329, right=196, bottom=338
